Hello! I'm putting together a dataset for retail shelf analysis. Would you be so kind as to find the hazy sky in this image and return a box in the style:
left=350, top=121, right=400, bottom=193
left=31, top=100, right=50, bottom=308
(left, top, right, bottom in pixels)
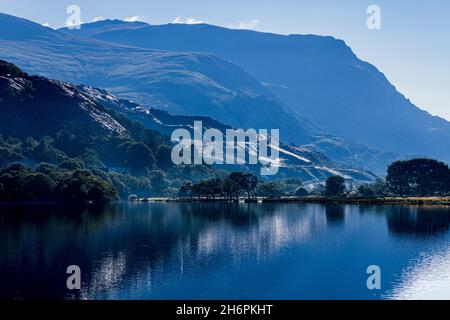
left=1, top=0, right=449, bottom=120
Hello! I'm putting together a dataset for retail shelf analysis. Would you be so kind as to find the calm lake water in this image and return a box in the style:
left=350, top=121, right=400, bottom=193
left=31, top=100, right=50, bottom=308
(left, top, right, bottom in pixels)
left=1, top=203, right=449, bottom=300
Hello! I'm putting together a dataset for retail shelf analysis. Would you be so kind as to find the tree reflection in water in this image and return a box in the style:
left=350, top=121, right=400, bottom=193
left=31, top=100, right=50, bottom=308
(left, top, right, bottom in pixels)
left=1, top=203, right=449, bottom=300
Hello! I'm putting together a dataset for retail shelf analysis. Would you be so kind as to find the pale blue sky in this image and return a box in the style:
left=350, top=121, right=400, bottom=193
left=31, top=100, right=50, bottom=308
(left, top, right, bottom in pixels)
left=1, top=0, right=449, bottom=120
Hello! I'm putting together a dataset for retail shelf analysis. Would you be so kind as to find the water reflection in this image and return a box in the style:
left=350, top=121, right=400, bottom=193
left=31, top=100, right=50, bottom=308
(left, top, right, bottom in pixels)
left=386, top=206, right=450, bottom=236
left=0, top=203, right=449, bottom=300
left=385, top=247, right=450, bottom=300
left=325, top=205, right=346, bottom=225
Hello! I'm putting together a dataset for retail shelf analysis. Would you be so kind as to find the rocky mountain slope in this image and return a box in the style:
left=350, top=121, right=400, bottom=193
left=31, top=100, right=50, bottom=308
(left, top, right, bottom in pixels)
left=0, top=13, right=396, bottom=173
left=61, top=19, right=450, bottom=165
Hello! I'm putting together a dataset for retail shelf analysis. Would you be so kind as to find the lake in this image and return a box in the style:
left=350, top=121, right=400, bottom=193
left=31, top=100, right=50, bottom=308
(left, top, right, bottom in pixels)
left=1, top=203, right=449, bottom=300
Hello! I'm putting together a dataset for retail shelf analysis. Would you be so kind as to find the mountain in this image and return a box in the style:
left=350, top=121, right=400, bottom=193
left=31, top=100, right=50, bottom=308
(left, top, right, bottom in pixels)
left=0, top=13, right=399, bottom=174
left=0, top=13, right=320, bottom=147
left=0, top=59, right=376, bottom=184
left=61, top=20, right=450, bottom=163
left=80, top=85, right=378, bottom=184
left=0, top=60, right=127, bottom=138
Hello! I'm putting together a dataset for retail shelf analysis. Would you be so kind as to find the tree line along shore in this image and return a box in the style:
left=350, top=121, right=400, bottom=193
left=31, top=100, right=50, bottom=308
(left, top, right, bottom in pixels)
left=130, top=159, right=450, bottom=206
left=140, top=196, right=450, bottom=206
left=2, top=155, right=450, bottom=205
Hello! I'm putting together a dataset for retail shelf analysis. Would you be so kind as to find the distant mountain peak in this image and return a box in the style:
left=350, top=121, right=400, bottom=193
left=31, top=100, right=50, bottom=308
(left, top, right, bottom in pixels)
left=56, top=17, right=450, bottom=165
left=0, top=13, right=404, bottom=173
left=0, top=12, right=56, bottom=40
left=58, top=18, right=149, bottom=36
left=83, top=19, right=149, bottom=29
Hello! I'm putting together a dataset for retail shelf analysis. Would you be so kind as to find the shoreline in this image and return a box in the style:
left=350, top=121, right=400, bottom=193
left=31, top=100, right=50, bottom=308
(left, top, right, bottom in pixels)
left=2, top=197, right=450, bottom=206
left=140, top=196, right=450, bottom=206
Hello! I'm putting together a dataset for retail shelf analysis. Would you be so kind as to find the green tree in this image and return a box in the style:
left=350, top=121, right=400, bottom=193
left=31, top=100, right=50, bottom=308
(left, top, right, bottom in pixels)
left=83, top=148, right=101, bottom=168
left=257, top=183, right=282, bottom=199
left=206, top=178, right=223, bottom=201
left=57, top=170, right=118, bottom=203
left=387, top=158, right=450, bottom=196
left=23, top=173, right=56, bottom=201
left=222, top=177, right=240, bottom=201
left=58, top=159, right=84, bottom=171
left=156, top=144, right=173, bottom=169
left=325, top=176, right=346, bottom=198
left=150, top=170, right=170, bottom=195
left=33, top=136, right=65, bottom=163
left=0, top=146, right=25, bottom=167
left=54, top=130, right=77, bottom=156
left=0, top=173, right=23, bottom=201
left=35, top=163, right=57, bottom=175
left=196, top=180, right=211, bottom=199
left=109, top=172, right=152, bottom=198
left=179, top=182, right=194, bottom=199
left=295, top=187, right=309, bottom=197
left=121, top=142, right=155, bottom=175
left=357, top=184, right=376, bottom=198
left=229, top=172, right=258, bottom=200
left=87, top=177, right=119, bottom=203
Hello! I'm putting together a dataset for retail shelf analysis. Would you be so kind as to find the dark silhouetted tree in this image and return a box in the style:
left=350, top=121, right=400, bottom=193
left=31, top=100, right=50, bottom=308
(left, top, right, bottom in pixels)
left=222, top=177, right=240, bottom=201
left=325, top=176, right=346, bottom=198
left=58, top=159, right=84, bottom=171
left=23, top=172, right=56, bottom=201
left=295, top=187, right=309, bottom=197
left=257, top=182, right=282, bottom=199
left=156, top=144, right=173, bottom=169
left=387, top=158, right=450, bottom=196
left=229, top=172, right=258, bottom=200
left=121, top=142, right=155, bottom=175
left=179, top=182, right=194, bottom=199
